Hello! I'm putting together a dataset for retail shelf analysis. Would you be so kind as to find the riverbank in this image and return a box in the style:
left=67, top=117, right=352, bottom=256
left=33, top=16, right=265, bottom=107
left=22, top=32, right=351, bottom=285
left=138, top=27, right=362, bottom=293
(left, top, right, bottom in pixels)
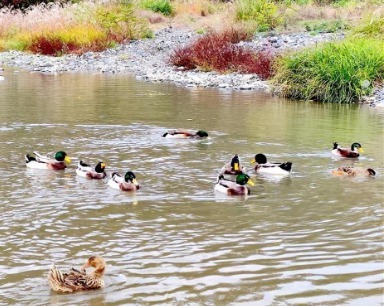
left=0, top=26, right=383, bottom=106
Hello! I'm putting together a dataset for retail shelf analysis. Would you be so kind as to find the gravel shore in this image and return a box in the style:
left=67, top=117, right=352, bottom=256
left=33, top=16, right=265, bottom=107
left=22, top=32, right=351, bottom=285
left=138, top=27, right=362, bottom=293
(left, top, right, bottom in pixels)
left=0, top=27, right=382, bottom=106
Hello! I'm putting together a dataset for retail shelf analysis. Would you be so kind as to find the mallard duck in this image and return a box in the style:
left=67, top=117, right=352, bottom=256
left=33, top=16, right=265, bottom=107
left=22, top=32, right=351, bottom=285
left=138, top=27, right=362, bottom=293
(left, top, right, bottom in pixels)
left=332, top=142, right=363, bottom=158
left=76, top=161, right=107, bottom=179
left=251, top=153, right=292, bottom=175
left=220, top=154, right=246, bottom=175
left=214, top=173, right=255, bottom=196
left=162, top=129, right=208, bottom=138
left=25, top=151, right=71, bottom=170
left=48, top=255, right=105, bottom=293
left=332, top=166, right=376, bottom=177
left=107, top=171, right=140, bottom=191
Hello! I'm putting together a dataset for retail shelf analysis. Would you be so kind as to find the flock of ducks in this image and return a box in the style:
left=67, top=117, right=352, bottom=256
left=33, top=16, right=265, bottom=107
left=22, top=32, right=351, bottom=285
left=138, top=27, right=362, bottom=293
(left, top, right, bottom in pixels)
left=24, top=130, right=376, bottom=293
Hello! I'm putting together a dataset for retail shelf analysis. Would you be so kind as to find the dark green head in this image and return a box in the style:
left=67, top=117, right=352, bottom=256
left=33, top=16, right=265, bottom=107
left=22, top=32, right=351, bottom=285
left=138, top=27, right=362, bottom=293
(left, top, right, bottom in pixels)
left=236, top=173, right=254, bottom=186
left=95, top=162, right=106, bottom=173
left=55, top=151, right=70, bottom=163
left=196, top=130, right=208, bottom=138
left=124, top=171, right=137, bottom=183
left=351, top=143, right=362, bottom=150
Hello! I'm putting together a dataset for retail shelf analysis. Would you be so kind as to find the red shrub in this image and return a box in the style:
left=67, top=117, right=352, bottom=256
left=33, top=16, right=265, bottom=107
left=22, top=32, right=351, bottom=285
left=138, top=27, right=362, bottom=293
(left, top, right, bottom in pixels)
left=28, top=36, right=79, bottom=56
left=169, top=30, right=275, bottom=79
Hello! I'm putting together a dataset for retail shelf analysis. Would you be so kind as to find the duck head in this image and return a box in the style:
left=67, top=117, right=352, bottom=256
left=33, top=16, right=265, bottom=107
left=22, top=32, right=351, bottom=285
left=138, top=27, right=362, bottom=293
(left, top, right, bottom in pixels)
left=251, top=153, right=267, bottom=164
left=236, top=174, right=255, bottom=186
left=351, top=143, right=363, bottom=153
left=230, top=154, right=240, bottom=171
left=55, top=151, right=71, bottom=163
left=95, top=162, right=106, bottom=173
left=195, top=130, right=208, bottom=138
left=81, top=255, right=106, bottom=276
left=125, top=171, right=139, bottom=187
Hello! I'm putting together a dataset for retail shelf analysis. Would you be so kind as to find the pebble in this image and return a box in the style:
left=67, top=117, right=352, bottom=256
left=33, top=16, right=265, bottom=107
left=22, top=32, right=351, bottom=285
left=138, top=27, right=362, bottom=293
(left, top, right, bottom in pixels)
left=0, top=27, right=382, bottom=106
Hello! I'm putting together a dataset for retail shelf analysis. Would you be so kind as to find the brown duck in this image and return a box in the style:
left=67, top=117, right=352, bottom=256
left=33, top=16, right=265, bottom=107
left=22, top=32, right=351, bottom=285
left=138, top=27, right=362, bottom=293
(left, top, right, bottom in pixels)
left=48, top=255, right=105, bottom=293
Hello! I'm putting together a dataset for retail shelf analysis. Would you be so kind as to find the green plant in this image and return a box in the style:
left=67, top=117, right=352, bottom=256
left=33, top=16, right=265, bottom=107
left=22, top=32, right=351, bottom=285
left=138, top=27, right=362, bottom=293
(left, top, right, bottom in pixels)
left=303, top=19, right=350, bottom=33
left=352, top=11, right=384, bottom=39
left=235, top=0, right=283, bottom=31
left=140, top=0, right=174, bottom=16
left=273, top=38, right=384, bottom=103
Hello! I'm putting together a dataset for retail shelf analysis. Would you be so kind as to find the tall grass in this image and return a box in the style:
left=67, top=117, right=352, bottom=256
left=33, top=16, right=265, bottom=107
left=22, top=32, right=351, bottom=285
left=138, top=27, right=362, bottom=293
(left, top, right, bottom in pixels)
left=273, top=38, right=384, bottom=103
left=0, top=1, right=152, bottom=55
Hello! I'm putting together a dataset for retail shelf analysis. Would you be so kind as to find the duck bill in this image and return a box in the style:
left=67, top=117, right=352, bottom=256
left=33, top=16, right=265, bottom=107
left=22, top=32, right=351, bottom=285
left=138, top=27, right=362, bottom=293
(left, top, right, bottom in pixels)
left=247, top=179, right=255, bottom=186
left=234, top=163, right=240, bottom=171
left=250, top=159, right=256, bottom=164
left=65, top=156, right=71, bottom=163
left=358, top=148, right=364, bottom=153
left=132, top=178, right=139, bottom=186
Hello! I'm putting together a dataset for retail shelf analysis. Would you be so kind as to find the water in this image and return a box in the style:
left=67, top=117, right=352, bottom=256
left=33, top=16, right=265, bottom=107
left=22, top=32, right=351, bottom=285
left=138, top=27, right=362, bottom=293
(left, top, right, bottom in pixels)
left=0, top=68, right=383, bottom=305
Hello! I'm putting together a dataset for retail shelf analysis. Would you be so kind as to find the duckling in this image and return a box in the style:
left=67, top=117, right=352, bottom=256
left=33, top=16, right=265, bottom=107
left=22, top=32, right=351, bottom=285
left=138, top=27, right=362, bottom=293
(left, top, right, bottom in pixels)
left=107, top=171, right=140, bottom=191
left=332, top=166, right=376, bottom=177
left=332, top=142, right=363, bottom=158
left=162, top=129, right=208, bottom=138
left=220, top=154, right=246, bottom=175
left=25, top=151, right=71, bottom=170
left=48, top=255, right=105, bottom=293
left=251, top=153, right=292, bottom=175
left=76, top=161, right=107, bottom=179
left=215, top=173, right=254, bottom=196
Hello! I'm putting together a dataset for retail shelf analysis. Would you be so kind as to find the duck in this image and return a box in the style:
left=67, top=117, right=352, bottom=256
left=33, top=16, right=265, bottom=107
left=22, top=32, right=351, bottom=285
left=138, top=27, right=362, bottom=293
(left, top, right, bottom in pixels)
left=25, top=151, right=71, bottom=170
left=48, top=255, right=106, bottom=293
left=162, top=129, right=208, bottom=138
left=107, top=171, right=140, bottom=191
left=332, top=142, right=363, bottom=158
left=220, top=154, right=246, bottom=175
left=251, top=153, right=292, bottom=175
left=332, top=166, right=376, bottom=177
left=214, top=173, right=255, bottom=196
left=76, top=160, right=107, bottom=179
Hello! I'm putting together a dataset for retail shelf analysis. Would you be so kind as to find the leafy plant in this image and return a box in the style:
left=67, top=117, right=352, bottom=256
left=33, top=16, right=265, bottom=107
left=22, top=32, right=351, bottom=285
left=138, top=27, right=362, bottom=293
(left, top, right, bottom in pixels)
left=303, top=19, right=350, bottom=33
left=140, top=0, right=174, bottom=16
left=235, top=0, right=283, bottom=31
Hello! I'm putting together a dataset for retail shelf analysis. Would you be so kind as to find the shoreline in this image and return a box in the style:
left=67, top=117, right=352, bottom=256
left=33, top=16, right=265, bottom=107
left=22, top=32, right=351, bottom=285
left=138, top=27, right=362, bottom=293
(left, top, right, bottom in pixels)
left=0, top=27, right=382, bottom=106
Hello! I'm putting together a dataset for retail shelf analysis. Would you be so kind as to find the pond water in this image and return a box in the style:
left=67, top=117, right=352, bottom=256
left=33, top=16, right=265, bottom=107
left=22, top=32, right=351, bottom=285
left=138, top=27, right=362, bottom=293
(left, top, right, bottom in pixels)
left=0, top=68, right=383, bottom=305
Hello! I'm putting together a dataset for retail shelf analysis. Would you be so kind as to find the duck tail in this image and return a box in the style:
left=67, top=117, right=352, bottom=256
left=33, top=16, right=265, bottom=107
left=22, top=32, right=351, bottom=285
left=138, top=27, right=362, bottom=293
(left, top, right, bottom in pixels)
left=280, top=162, right=292, bottom=172
left=48, top=263, right=69, bottom=292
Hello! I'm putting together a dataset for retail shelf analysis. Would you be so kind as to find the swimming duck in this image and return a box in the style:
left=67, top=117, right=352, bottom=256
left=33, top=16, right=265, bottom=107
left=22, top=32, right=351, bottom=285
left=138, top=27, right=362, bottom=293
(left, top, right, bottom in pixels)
left=76, top=161, right=107, bottom=179
left=332, top=166, right=376, bottom=177
left=251, top=153, right=292, bottom=175
left=162, top=129, right=208, bottom=138
left=48, top=255, right=106, bottom=293
left=107, top=171, right=140, bottom=191
left=220, top=154, right=246, bottom=175
left=214, top=173, right=254, bottom=196
left=25, top=151, right=71, bottom=170
left=332, top=142, right=363, bottom=158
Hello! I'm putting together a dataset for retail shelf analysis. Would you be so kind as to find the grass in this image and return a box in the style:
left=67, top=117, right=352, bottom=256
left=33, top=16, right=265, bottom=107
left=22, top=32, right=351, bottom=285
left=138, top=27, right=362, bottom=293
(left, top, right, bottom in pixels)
left=0, top=1, right=152, bottom=55
left=272, top=37, right=384, bottom=103
left=169, top=28, right=275, bottom=79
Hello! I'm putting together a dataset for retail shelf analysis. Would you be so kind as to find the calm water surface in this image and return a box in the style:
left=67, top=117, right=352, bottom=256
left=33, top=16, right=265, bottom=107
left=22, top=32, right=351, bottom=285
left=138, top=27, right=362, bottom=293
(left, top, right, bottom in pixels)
left=0, top=68, right=383, bottom=305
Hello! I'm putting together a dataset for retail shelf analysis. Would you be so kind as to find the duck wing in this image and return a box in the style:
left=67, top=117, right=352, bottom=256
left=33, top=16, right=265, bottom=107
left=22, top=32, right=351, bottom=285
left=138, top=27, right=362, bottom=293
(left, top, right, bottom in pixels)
left=337, top=148, right=359, bottom=158
left=33, top=151, right=54, bottom=164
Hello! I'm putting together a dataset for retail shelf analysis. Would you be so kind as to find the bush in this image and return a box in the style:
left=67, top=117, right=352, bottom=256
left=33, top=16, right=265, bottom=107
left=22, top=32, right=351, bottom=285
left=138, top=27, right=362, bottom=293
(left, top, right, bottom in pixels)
left=140, top=0, right=174, bottom=16
left=273, top=38, right=384, bottom=103
left=169, top=29, right=275, bottom=79
left=235, top=0, right=283, bottom=31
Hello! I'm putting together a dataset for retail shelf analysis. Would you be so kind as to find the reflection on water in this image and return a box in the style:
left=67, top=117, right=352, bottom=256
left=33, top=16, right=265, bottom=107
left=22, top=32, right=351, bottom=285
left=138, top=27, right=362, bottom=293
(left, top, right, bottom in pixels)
left=0, top=68, right=383, bottom=305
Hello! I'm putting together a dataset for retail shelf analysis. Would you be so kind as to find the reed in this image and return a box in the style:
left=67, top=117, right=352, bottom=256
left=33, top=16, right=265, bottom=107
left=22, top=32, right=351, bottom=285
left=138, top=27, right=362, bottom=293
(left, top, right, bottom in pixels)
left=273, top=38, right=384, bottom=103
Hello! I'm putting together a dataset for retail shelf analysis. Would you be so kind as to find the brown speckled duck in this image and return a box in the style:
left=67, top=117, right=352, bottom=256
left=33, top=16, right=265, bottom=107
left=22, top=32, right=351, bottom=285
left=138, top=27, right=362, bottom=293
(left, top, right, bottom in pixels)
left=48, top=255, right=105, bottom=293
left=332, top=166, right=376, bottom=177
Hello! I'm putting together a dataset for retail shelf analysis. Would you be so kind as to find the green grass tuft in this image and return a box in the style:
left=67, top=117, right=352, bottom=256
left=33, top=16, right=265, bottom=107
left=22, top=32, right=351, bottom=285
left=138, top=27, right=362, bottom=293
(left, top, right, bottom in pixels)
left=273, top=38, right=384, bottom=103
left=140, top=0, right=174, bottom=16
